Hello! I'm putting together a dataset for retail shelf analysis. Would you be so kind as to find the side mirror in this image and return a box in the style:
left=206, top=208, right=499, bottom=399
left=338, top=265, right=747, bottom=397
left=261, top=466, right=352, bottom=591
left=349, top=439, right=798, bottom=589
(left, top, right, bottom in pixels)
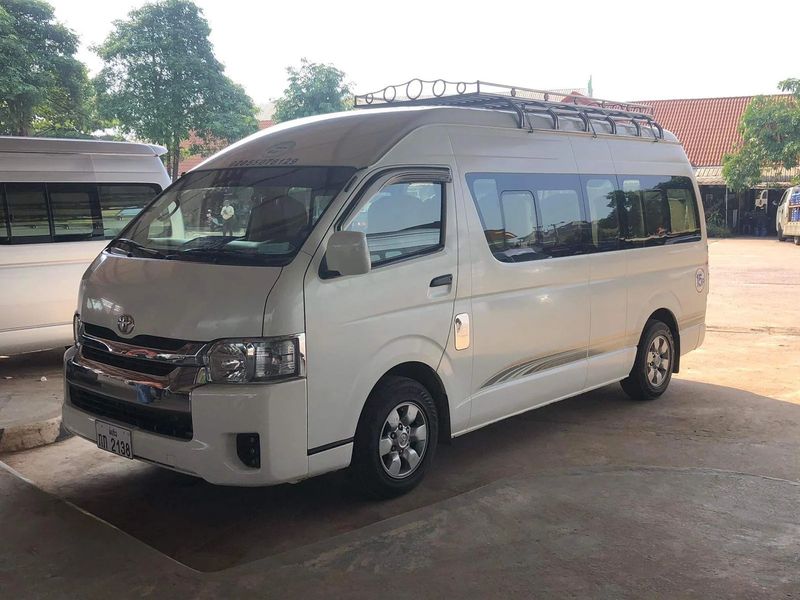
left=326, top=231, right=371, bottom=276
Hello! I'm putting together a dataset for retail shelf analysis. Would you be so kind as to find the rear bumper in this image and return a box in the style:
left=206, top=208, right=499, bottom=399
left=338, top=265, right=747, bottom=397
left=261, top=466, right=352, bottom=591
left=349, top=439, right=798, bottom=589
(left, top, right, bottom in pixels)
left=62, top=348, right=310, bottom=486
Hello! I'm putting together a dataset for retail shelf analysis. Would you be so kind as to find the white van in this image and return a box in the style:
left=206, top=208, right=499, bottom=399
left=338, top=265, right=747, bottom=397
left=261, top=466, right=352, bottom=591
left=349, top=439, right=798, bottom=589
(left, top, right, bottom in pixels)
left=776, top=185, right=800, bottom=243
left=62, top=83, right=707, bottom=497
left=0, top=137, right=170, bottom=354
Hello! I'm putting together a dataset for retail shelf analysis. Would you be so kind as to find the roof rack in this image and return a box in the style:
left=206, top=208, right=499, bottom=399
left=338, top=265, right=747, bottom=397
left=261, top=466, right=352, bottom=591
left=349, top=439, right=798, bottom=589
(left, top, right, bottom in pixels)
left=353, top=79, right=663, bottom=140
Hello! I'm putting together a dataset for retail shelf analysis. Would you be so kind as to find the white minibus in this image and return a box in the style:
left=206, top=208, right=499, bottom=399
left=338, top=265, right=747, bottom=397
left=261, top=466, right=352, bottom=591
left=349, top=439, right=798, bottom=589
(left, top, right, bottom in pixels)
left=0, top=137, right=170, bottom=354
left=63, top=82, right=707, bottom=497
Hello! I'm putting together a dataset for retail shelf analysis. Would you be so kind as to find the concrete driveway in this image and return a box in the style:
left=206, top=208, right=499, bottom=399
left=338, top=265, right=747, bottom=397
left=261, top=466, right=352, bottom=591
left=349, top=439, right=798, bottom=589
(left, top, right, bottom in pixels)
left=2, top=238, right=799, bottom=598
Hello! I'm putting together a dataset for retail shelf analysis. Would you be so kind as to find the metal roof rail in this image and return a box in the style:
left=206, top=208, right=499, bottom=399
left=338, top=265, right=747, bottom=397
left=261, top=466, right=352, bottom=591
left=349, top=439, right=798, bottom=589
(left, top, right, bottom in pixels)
left=354, top=79, right=663, bottom=140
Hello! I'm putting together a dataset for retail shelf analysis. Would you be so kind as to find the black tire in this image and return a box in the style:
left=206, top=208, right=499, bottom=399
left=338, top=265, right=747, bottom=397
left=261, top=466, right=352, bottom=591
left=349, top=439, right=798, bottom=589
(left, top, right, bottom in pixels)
left=777, top=226, right=785, bottom=242
left=351, top=376, right=438, bottom=499
left=795, top=237, right=800, bottom=246
left=620, top=319, right=675, bottom=401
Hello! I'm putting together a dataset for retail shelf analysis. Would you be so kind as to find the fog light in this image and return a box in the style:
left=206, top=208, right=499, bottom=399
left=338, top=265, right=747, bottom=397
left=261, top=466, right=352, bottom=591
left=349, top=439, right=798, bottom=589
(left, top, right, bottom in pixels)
left=236, top=433, right=260, bottom=468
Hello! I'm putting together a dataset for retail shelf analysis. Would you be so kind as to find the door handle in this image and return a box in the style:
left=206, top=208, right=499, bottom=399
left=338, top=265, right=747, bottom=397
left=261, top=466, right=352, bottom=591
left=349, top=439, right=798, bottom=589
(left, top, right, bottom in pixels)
left=429, top=274, right=453, bottom=288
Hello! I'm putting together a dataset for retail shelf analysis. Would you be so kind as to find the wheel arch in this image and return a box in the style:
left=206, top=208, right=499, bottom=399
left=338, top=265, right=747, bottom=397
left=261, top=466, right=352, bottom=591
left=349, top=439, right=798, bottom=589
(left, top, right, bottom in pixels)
left=373, top=361, right=452, bottom=443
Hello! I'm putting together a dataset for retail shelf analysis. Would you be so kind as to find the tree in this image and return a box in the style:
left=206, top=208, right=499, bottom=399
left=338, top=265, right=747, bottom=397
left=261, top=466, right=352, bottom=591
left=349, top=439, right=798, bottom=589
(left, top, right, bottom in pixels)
left=272, top=59, right=351, bottom=123
left=0, top=0, right=97, bottom=137
left=723, top=78, right=800, bottom=191
left=94, top=0, right=258, bottom=179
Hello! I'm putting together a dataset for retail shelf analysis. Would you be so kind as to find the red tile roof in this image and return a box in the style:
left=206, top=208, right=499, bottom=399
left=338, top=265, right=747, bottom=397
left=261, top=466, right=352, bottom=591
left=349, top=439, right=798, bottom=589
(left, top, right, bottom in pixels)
left=636, top=96, right=787, bottom=167
left=178, top=120, right=273, bottom=175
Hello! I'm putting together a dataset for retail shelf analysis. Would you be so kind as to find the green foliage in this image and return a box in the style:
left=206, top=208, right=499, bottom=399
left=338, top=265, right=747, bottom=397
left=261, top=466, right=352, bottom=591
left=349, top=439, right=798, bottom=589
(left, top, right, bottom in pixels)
left=94, top=0, right=258, bottom=178
left=705, top=222, right=733, bottom=238
left=273, top=59, right=351, bottom=123
left=723, top=77, right=800, bottom=191
left=722, top=144, right=764, bottom=192
left=0, top=0, right=97, bottom=136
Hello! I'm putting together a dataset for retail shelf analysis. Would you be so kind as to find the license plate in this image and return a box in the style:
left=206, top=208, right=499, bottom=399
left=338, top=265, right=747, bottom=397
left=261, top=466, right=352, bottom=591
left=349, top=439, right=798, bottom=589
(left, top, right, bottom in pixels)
left=95, top=420, right=133, bottom=459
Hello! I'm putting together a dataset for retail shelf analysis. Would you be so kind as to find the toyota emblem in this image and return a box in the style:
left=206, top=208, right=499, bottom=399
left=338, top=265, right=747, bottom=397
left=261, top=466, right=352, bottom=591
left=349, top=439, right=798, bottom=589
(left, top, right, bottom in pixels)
left=117, top=314, right=135, bottom=335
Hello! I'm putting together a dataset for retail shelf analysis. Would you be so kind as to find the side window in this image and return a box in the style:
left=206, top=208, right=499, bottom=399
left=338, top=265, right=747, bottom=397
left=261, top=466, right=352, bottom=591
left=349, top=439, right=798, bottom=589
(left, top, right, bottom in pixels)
left=5, top=183, right=51, bottom=242
left=468, top=173, right=586, bottom=261
left=583, top=176, right=620, bottom=251
left=345, top=181, right=443, bottom=267
left=530, top=174, right=585, bottom=258
left=499, top=191, right=538, bottom=254
left=48, top=183, right=100, bottom=240
left=619, top=176, right=700, bottom=245
left=0, top=186, right=8, bottom=241
left=642, top=189, right=669, bottom=237
left=98, top=184, right=160, bottom=238
left=666, top=187, right=699, bottom=234
left=619, top=178, right=646, bottom=243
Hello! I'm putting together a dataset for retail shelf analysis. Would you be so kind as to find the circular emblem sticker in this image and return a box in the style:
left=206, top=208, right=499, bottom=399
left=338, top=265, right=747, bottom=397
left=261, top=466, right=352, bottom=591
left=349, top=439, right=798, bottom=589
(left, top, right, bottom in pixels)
left=695, top=268, right=706, bottom=292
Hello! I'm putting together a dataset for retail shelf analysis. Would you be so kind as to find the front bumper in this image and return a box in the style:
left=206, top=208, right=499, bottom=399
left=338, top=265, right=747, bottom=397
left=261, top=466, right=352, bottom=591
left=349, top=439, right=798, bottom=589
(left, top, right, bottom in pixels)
left=62, top=346, right=309, bottom=486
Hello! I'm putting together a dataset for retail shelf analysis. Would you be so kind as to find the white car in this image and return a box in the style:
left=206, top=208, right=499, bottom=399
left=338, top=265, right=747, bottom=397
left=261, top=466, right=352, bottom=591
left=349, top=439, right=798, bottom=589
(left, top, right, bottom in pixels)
left=63, top=83, right=708, bottom=497
left=0, top=137, right=170, bottom=354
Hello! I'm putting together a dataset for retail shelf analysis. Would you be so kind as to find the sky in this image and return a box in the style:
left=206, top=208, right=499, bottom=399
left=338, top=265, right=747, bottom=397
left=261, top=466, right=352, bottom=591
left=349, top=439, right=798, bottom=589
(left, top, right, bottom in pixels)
left=50, top=0, right=799, bottom=109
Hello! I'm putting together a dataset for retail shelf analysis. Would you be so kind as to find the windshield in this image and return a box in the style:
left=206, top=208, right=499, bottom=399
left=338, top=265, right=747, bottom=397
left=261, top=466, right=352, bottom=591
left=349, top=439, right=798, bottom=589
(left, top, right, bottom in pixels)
left=111, top=166, right=356, bottom=266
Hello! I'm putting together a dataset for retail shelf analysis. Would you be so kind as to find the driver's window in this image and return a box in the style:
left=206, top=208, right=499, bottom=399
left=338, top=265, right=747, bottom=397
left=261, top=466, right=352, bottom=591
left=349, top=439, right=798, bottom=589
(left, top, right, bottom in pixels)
left=345, top=181, right=443, bottom=267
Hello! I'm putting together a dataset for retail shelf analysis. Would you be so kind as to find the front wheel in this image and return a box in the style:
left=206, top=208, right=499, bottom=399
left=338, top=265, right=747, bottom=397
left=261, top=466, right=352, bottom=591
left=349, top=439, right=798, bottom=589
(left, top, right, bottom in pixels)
left=350, top=376, right=438, bottom=499
left=621, top=320, right=675, bottom=401
left=777, top=226, right=785, bottom=242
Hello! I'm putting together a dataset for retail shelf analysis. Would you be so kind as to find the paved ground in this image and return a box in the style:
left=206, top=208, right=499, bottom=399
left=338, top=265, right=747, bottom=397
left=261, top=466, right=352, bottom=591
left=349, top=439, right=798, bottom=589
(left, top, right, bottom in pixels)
left=1, top=238, right=799, bottom=598
left=0, top=348, right=65, bottom=452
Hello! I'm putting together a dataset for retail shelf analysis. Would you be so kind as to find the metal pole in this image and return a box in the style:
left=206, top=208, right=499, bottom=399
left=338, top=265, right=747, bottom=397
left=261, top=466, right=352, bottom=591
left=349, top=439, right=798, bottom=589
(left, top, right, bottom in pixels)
left=724, top=188, right=728, bottom=229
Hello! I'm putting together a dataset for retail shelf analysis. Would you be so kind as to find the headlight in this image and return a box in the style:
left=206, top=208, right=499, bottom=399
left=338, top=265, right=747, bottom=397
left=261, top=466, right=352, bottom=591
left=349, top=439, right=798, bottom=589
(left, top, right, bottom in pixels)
left=204, top=334, right=305, bottom=384
left=73, top=314, right=82, bottom=344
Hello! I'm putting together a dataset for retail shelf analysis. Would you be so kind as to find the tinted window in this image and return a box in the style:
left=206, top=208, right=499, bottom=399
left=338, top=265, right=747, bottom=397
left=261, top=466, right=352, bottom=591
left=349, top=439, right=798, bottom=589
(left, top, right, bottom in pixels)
left=467, top=173, right=586, bottom=261
left=345, top=181, right=443, bottom=267
left=6, top=183, right=50, bottom=241
left=99, top=184, right=160, bottom=238
left=618, top=176, right=700, bottom=245
left=667, top=188, right=699, bottom=233
left=532, top=178, right=584, bottom=257
left=48, top=184, right=99, bottom=239
left=583, top=176, right=620, bottom=251
left=0, top=187, right=7, bottom=240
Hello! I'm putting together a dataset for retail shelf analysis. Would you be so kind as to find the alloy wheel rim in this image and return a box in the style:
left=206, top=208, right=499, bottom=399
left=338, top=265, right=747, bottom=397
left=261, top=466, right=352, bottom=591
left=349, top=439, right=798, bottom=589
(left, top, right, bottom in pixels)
left=379, top=402, right=428, bottom=479
left=646, top=334, right=671, bottom=387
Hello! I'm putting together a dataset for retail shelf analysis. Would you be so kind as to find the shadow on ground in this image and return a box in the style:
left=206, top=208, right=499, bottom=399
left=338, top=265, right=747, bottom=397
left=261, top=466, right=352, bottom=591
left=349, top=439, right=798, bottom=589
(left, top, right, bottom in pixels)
left=5, top=379, right=800, bottom=572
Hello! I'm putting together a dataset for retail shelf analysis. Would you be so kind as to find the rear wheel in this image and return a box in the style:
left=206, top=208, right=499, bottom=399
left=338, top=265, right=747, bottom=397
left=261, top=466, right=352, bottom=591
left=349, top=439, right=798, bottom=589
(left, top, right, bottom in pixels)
left=777, top=226, right=785, bottom=242
left=621, top=320, right=675, bottom=401
left=795, top=237, right=800, bottom=246
left=351, top=376, right=438, bottom=499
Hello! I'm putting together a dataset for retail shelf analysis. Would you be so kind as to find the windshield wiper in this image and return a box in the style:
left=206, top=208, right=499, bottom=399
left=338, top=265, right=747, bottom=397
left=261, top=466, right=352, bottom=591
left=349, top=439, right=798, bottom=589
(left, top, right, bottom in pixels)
left=165, top=247, right=286, bottom=266
left=109, top=238, right=167, bottom=259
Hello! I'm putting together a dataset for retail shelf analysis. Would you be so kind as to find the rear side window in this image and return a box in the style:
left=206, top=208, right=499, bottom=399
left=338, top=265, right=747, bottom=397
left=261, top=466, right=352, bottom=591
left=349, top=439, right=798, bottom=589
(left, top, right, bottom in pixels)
left=5, top=183, right=50, bottom=241
left=99, top=184, right=160, bottom=238
left=618, top=176, right=701, bottom=246
left=49, top=183, right=100, bottom=240
left=467, top=172, right=587, bottom=262
left=345, top=181, right=444, bottom=267
left=0, top=182, right=161, bottom=244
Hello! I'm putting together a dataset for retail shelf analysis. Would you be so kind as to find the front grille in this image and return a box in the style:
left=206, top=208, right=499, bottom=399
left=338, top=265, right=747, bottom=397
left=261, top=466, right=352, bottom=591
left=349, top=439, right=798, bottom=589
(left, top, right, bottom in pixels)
left=83, top=323, right=193, bottom=351
left=81, top=345, right=177, bottom=376
left=70, top=385, right=193, bottom=440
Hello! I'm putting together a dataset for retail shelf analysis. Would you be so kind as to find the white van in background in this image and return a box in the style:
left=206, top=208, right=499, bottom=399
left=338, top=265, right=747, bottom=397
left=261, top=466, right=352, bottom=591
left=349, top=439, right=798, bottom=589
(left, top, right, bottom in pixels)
left=776, top=185, right=800, bottom=244
left=63, top=82, right=708, bottom=497
left=0, top=137, right=170, bottom=354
